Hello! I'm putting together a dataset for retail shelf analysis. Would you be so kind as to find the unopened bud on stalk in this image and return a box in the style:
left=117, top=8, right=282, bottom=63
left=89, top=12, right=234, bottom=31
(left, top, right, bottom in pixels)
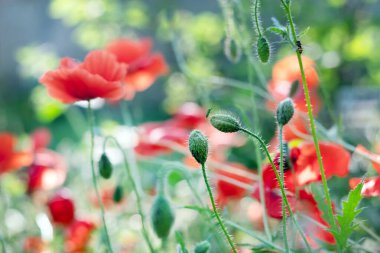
left=209, top=113, right=241, bottom=133
left=257, top=36, right=270, bottom=63
left=98, top=153, right=113, bottom=179
left=113, top=185, right=123, bottom=203
left=151, top=195, right=175, bottom=239
left=224, top=37, right=242, bottom=63
left=276, top=98, right=295, bottom=126
left=194, top=241, right=211, bottom=253
left=188, top=130, right=208, bottom=165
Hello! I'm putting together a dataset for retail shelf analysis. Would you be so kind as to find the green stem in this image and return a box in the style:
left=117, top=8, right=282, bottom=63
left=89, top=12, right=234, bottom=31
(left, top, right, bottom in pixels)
left=200, top=163, right=237, bottom=253
left=102, top=136, right=156, bottom=253
left=253, top=0, right=262, bottom=36
left=245, top=41, right=272, bottom=242
left=279, top=1, right=339, bottom=248
left=87, top=101, right=113, bottom=253
left=239, top=128, right=312, bottom=252
left=279, top=126, right=289, bottom=252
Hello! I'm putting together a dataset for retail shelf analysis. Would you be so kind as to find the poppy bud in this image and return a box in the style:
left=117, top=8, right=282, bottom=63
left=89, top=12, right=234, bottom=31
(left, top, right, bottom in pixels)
left=188, top=130, right=208, bottom=165
left=209, top=113, right=241, bottom=133
left=151, top=195, right=175, bottom=239
left=113, top=185, right=123, bottom=203
left=276, top=98, right=294, bottom=126
left=194, top=241, right=211, bottom=253
left=257, top=36, right=270, bottom=63
left=98, top=153, right=113, bottom=179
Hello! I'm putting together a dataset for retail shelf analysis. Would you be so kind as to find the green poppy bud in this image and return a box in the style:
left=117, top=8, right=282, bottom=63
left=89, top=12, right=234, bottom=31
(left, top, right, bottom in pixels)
left=276, top=98, right=295, bottom=126
left=151, top=195, right=175, bottom=239
left=257, top=36, right=270, bottom=63
left=194, top=240, right=211, bottom=253
left=113, top=185, right=123, bottom=203
left=209, top=113, right=241, bottom=133
left=98, top=153, right=113, bottom=179
left=188, top=130, right=208, bottom=165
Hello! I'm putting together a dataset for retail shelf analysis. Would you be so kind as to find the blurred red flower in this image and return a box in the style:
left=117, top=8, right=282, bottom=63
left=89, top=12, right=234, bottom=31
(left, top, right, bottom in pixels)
left=23, top=236, right=49, bottom=253
left=64, top=220, right=95, bottom=253
left=261, top=142, right=350, bottom=194
left=215, top=163, right=256, bottom=205
left=106, top=38, right=169, bottom=99
left=0, top=132, right=33, bottom=175
left=135, top=103, right=244, bottom=157
left=48, top=191, right=75, bottom=226
left=27, top=129, right=67, bottom=193
left=267, top=55, right=320, bottom=114
left=39, top=50, right=127, bottom=103
left=349, top=177, right=380, bottom=197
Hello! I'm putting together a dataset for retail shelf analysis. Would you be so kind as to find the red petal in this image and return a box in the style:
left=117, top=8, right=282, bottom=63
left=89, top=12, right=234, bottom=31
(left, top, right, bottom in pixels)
left=350, top=177, right=380, bottom=197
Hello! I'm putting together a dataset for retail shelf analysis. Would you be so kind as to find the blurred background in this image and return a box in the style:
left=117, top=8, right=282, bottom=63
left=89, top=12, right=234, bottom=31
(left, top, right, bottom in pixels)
left=1, top=0, right=380, bottom=144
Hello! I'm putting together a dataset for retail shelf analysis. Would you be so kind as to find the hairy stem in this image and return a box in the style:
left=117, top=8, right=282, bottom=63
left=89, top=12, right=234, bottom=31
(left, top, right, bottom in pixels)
left=279, top=126, right=289, bottom=252
left=240, top=128, right=312, bottom=252
left=279, top=1, right=339, bottom=249
left=102, top=136, right=156, bottom=253
left=201, top=163, right=237, bottom=253
left=87, top=101, right=113, bottom=253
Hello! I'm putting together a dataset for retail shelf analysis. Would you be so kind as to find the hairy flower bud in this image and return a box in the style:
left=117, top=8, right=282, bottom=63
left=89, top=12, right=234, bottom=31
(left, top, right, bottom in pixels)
left=276, top=98, right=295, bottom=126
left=188, top=130, right=208, bottom=165
left=151, top=195, right=175, bottom=239
left=194, top=241, right=211, bottom=253
left=98, top=153, right=113, bottom=179
left=209, top=113, right=241, bottom=133
left=257, top=36, right=270, bottom=63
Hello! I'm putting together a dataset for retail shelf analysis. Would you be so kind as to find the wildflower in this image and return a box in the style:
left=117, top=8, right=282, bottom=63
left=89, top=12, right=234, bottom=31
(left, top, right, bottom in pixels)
left=64, top=219, right=95, bottom=253
left=106, top=38, right=169, bottom=99
left=47, top=191, right=75, bottom=226
left=39, top=50, right=127, bottom=103
left=0, top=132, right=33, bottom=175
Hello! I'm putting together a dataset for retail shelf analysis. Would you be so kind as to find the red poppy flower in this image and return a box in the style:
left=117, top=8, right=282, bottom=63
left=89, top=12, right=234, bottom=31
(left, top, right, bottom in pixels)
left=39, top=50, right=127, bottom=103
left=64, top=219, right=95, bottom=253
left=48, top=191, right=75, bottom=226
left=267, top=55, right=321, bottom=114
left=215, top=163, right=256, bottom=205
left=0, top=132, right=33, bottom=175
left=31, top=128, right=51, bottom=151
left=293, top=142, right=350, bottom=188
left=264, top=142, right=350, bottom=193
left=350, top=177, right=380, bottom=197
left=106, top=38, right=169, bottom=99
left=172, top=102, right=206, bottom=128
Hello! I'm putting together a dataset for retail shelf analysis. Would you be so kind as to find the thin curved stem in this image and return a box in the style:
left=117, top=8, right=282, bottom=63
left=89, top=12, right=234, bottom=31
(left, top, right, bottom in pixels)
left=102, top=136, right=156, bottom=253
left=87, top=101, right=113, bottom=253
left=253, top=0, right=262, bottom=36
left=239, top=127, right=312, bottom=252
left=279, top=1, right=338, bottom=248
left=279, top=126, right=289, bottom=252
left=201, top=163, right=238, bottom=253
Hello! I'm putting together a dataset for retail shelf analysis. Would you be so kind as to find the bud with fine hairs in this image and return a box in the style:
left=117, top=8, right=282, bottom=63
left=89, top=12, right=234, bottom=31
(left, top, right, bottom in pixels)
left=276, top=98, right=295, bottom=126
left=194, top=240, right=211, bottom=253
left=209, top=113, right=241, bottom=133
left=188, top=130, right=208, bottom=165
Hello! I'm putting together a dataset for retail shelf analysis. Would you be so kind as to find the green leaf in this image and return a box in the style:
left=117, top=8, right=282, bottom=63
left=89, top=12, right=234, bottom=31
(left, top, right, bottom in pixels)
left=175, top=231, right=189, bottom=253
left=334, top=181, right=364, bottom=252
left=267, top=26, right=287, bottom=37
